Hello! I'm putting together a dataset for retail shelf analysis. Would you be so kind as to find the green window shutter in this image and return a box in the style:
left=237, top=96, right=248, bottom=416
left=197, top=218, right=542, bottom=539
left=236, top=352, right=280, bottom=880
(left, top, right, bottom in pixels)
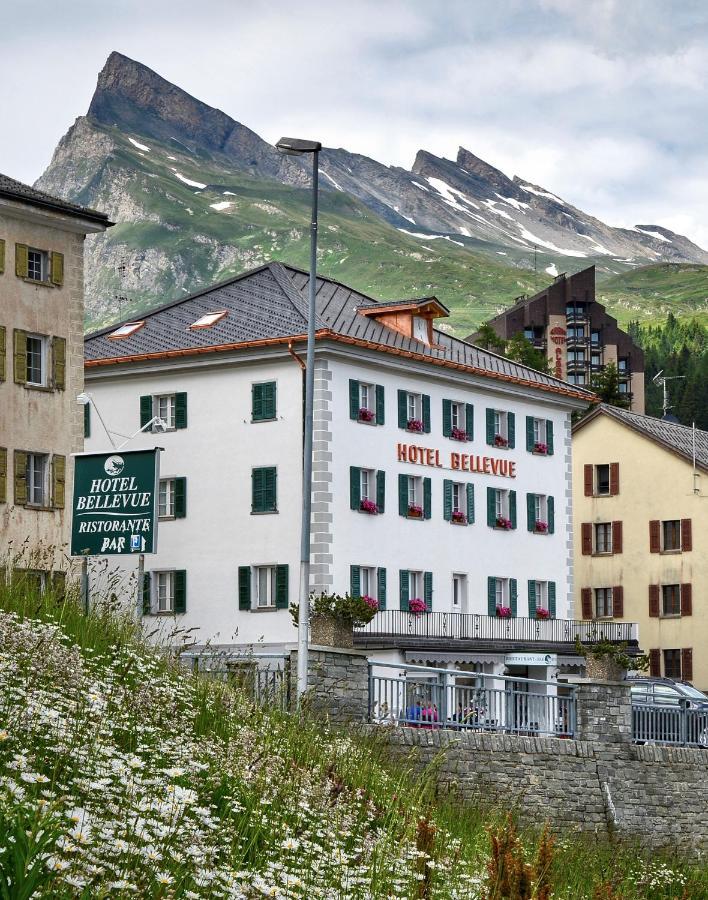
left=398, top=474, right=408, bottom=517
left=422, top=394, right=431, bottom=433
left=466, top=483, right=475, bottom=523
left=399, top=570, right=410, bottom=611
left=485, top=408, right=495, bottom=445
left=264, top=382, right=276, bottom=419
left=14, top=451, right=27, bottom=505
left=252, top=383, right=264, bottom=421
left=547, top=496, right=555, bottom=534
left=13, top=330, right=27, bottom=385
left=174, top=477, right=187, bottom=518
left=83, top=402, right=91, bottom=438
left=377, top=568, right=387, bottom=610
left=423, top=477, right=431, bottom=519
left=51, top=455, right=66, bottom=509
left=0, top=326, right=5, bottom=382
left=442, top=399, right=452, bottom=437
left=275, top=565, right=289, bottom=609
left=443, top=479, right=452, bottom=521
left=349, top=379, right=360, bottom=420
left=487, top=576, right=497, bottom=616
left=266, top=467, right=277, bottom=511
left=528, top=580, right=537, bottom=617
left=0, top=448, right=6, bottom=503
left=509, top=490, right=517, bottom=529
left=140, top=395, right=152, bottom=428
left=465, top=403, right=474, bottom=441
left=50, top=251, right=64, bottom=287
left=174, top=570, right=187, bottom=614
left=508, top=413, right=516, bottom=448
left=174, top=392, right=188, bottom=429
left=548, top=582, right=557, bottom=618
left=486, top=486, right=496, bottom=527
left=142, top=573, right=152, bottom=615
left=0, top=239, right=5, bottom=274
left=375, top=384, right=385, bottom=425
left=350, top=466, right=361, bottom=510
left=510, top=579, right=518, bottom=617
left=546, top=421, right=554, bottom=456
left=350, top=565, right=361, bottom=597
left=15, top=243, right=28, bottom=278
left=252, top=467, right=277, bottom=512
left=397, top=390, right=407, bottom=428
left=238, top=566, right=251, bottom=610
left=527, top=493, right=536, bottom=532
left=52, top=337, right=66, bottom=390
left=424, top=571, right=433, bottom=611
left=526, top=416, right=534, bottom=452
left=376, top=469, right=385, bottom=513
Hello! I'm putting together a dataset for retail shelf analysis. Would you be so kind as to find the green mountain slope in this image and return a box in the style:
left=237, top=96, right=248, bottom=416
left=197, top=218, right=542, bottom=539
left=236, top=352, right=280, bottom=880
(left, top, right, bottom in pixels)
left=597, top=263, right=708, bottom=326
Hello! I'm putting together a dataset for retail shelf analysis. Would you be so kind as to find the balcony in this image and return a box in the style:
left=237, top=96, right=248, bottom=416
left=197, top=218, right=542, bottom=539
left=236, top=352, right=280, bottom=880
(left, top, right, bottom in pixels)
left=354, top=611, right=638, bottom=653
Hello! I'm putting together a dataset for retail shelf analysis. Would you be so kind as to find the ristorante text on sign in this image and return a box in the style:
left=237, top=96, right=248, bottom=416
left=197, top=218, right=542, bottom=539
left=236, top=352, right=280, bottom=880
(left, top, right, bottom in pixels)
left=396, top=443, right=517, bottom=478
left=71, top=449, right=160, bottom=555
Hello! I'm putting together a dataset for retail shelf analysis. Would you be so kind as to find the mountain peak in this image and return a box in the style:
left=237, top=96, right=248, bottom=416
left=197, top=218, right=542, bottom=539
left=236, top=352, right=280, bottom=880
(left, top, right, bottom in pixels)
left=455, top=147, right=513, bottom=193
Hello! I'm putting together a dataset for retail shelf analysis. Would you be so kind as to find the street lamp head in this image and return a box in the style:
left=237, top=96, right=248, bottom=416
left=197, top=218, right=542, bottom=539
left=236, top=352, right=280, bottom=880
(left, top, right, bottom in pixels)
left=276, top=136, right=322, bottom=155
left=76, top=392, right=91, bottom=405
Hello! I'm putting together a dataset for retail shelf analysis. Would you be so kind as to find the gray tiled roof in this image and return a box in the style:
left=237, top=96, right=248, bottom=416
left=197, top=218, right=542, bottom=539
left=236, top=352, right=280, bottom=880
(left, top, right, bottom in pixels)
left=0, top=173, right=111, bottom=224
left=577, top=404, right=708, bottom=471
left=85, top=262, right=596, bottom=400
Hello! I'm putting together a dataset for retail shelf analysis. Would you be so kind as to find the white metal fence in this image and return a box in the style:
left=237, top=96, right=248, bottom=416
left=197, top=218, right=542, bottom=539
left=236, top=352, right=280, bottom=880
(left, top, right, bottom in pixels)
left=632, top=703, right=708, bottom=748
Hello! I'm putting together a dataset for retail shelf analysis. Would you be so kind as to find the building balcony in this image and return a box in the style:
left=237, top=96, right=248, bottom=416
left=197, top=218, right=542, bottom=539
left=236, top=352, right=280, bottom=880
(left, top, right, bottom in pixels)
left=566, top=359, right=588, bottom=372
left=354, top=610, right=638, bottom=653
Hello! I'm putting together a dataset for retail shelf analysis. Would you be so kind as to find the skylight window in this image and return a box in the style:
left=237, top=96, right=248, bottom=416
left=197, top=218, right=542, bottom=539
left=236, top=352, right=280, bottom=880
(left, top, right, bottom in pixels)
left=108, top=321, right=145, bottom=339
left=189, top=311, right=228, bottom=329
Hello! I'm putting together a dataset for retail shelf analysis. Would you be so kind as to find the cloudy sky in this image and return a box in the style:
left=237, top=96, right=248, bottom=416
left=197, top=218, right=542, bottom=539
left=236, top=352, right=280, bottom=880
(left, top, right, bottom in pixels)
left=2, top=0, right=708, bottom=245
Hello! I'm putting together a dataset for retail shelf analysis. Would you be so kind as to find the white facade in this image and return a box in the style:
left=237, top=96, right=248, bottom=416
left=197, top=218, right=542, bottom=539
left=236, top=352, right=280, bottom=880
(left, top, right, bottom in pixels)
left=84, top=338, right=576, bottom=660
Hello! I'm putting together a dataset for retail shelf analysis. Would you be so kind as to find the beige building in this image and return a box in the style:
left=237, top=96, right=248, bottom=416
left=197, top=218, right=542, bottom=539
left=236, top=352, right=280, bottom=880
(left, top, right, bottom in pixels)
left=573, top=404, right=707, bottom=688
left=0, top=174, right=110, bottom=581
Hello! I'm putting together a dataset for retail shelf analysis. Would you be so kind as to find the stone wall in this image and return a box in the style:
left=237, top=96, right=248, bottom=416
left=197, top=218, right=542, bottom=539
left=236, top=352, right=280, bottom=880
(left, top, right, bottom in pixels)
left=289, top=646, right=369, bottom=722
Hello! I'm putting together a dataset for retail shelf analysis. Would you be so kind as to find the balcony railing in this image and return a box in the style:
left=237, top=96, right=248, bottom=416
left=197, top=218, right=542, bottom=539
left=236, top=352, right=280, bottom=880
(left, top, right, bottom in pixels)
left=355, top=611, right=638, bottom=645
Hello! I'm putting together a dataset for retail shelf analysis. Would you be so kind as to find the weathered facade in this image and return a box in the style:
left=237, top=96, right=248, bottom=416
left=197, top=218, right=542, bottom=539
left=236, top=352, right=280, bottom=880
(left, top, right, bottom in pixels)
left=0, top=174, right=110, bottom=578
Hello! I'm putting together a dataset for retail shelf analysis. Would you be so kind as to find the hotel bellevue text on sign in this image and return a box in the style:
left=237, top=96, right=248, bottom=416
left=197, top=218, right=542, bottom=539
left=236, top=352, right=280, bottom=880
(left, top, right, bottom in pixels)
left=71, top=450, right=160, bottom=556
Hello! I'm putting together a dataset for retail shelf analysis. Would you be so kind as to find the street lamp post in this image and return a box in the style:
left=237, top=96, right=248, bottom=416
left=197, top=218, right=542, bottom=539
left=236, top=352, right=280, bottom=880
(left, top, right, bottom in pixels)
left=276, top=137, right=322, bottom=704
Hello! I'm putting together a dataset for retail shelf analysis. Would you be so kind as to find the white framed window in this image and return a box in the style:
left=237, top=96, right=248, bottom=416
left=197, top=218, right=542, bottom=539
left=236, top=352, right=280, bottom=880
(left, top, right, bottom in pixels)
left=408, top=570, right=423, bottom=600
left=27, top=248, right=48, bottom=282
left=407, top=392, right=421, bottom=422
left=452, top=573, right=467, bottom=610
left=662, top=520, right=681, bottom=552
left=494, top=410, right=507, bottom=440
left=535, top=581, right=548, bottom=609
left=452, top=482, right=464, bottom=514
left=595, top=587, right=613, bottom=618
left=360, top=468, right=375, bottom=502
left=26, top=334, right=48, bottom=386
left=594, top=522, right=612, bottom=554
left=256, top=566, right=278, bottom=608
left=532, top=418, right=546, bottom=445
left=412, top=316, right=428, bottom=344
left=158, top=479, right=175, bottom=519
left=157, top=571, right=175, bottom=613
left=27, top=453, right=49, bottom=506
left=155, top=395, right=176, bottom=429
left=408, top=475, right=422, bottom=508
left=495, top=577, right=508, bottom=607
left=534, top=494, right=547, bottom=523
left=359, top=382, right=374, bottom=412
left=360, top=566, right=375, bottom=599
left=451, top=402, right=463, bottom=430
left=495, top=489, right=509, bottom=519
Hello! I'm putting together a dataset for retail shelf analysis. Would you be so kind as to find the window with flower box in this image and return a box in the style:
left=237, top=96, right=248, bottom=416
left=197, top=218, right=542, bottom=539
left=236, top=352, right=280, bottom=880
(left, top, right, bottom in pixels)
left=349, top=379, right=384, bottom=425
left=399, top=569, right=432, bottom=612
left=443, top=479, right=474, bottom=525
left=398, top=473, right=431, bottom=519
left=350, top=565, right=386, bottom=609
left=525, top=417, right=554, bottom=455
left=528, top=580, right=556, bottom=618
left=487, top=487, right=516, bottom=530
left=397, top=389, right=430, bottom=433
left=487, top=576, right=517, bottom=617
left=350, top=466, right=385, bottom=514
left=526, top=493, right=554, bottom=534
left=486, top=408, right=515, bottom=449
left=442, top=399, right=474, bottom=442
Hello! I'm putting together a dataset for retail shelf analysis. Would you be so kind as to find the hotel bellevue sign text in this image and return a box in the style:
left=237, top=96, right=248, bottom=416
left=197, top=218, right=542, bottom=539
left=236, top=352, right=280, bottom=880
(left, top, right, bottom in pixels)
left=396, top=442, right=517, bottom=478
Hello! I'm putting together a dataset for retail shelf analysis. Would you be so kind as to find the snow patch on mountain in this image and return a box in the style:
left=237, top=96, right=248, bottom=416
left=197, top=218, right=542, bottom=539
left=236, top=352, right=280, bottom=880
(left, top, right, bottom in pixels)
left=545, top=263, right=559, bottom=276
left=209, top=201, right=233, bottom=211
left=517, top=183, right=565, bottom=205
left=321, top=170, right=344, bottom=191
left=635, top=227, right=671, bottom=243
left=516, top=225, right=588, bottom=258
left=128, top=137, right=150, bottom=151
left=172, top=170, right=207, bottom=189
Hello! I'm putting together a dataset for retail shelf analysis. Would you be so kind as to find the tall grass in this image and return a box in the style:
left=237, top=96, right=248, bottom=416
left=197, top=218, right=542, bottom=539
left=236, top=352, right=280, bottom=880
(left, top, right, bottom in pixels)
left=0, top=555, right=704, bottom=898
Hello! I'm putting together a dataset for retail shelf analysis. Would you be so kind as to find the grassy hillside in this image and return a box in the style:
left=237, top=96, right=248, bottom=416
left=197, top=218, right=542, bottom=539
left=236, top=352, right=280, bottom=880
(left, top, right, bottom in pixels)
left=0, top=565, right=705, bottom=897
left=597, top=263, right=708, bottom=326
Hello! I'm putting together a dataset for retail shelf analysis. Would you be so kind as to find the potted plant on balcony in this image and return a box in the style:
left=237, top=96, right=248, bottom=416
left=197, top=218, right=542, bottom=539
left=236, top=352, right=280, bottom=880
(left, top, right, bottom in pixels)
left=494, top=434, right=509, bottom=448
left=408, top=597, right=427, bottom=618
left=496, top=606, right=512, bottom=618
left=535, top=607, right=551, bottom=620
left=358, top=407, right=375, bottom=423
left=534, top=520, right=548, bottom=534
left=359, top=498, right=378, bottom=515
left=574, top=637, right=648, bottom=681
left=291, top=592, right=379, bottom=648
left=451, top=509, right=467, bottom=525
left=495, top=516, right=512, bottom=530
left=533, top=441, right=549, bottom=455
left=407, top=418, right=424, bottom=433
left=407, top=504, right=424, bottom=519
left=451, top=426, right=467, bottom=442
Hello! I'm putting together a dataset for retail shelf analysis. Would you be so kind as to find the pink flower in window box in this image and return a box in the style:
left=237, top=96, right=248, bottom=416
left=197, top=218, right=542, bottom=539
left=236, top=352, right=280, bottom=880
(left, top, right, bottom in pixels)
left=451, top=426, right=467, bottom=442
left=496, top=605, right=512, bottom=618
left=358, top=407, right=375, bottom=423
left=535, top=607, right=551, bottom=619
left=494, top=434, right=509, bottom=448
left=533, top=442, right=548, bottom=455
left=360, top=498, right=378, bottom=514
left=534, top=521, right=548, bottom=533
left=407, top=418, right=424, bottom=433
left=408, top=597, right=427, bottom=616
left=451, top=510, right=467, bottom=524
left=495, top=516, right=512, bottom=530
left=407, top=504, right=424, bottom=518
left=362, top=595, right=379, bottom=613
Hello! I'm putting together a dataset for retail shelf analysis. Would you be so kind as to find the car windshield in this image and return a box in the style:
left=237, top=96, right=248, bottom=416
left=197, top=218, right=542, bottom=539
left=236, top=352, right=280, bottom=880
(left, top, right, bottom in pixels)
left=678, top=683, right=708, bottom=701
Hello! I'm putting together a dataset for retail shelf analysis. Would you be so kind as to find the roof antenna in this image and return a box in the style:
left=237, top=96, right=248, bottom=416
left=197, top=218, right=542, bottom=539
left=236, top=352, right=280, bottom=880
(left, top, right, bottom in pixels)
left=652, top=369, right=685, bottom=418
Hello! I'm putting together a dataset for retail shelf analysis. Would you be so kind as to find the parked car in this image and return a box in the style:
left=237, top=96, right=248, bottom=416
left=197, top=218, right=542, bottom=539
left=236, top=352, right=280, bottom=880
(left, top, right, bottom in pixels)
left=629, top=677, right=708, bottom=747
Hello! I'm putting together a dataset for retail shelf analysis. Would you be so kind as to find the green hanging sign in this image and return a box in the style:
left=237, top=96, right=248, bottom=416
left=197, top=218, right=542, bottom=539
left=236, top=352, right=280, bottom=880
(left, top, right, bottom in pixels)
left=71, top=449, right=160, bottom=556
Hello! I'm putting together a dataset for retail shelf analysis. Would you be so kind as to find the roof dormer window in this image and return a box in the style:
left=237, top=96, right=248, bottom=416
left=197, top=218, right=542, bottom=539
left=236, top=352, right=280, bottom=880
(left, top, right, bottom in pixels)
left=189, top=310, right=228, bottom=329
left=356, top=297, right=448, bottom=344
left=108, top=321, right=145, bottom=339
left=412, top=316, right=429, bottom=345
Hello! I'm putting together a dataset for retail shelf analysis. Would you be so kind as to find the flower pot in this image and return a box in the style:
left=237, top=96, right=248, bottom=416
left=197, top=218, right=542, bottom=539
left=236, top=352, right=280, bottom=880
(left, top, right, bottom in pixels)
left=584, top=655, right=626, bottom=681
left=310, top=614, right=354, bottom=649
left=407, top=508, right=423, bottom=519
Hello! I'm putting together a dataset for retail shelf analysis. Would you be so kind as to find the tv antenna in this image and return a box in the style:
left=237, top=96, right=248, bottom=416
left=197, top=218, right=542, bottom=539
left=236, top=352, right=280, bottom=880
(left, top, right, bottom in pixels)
left=652, top=370, right=685, bottom=418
